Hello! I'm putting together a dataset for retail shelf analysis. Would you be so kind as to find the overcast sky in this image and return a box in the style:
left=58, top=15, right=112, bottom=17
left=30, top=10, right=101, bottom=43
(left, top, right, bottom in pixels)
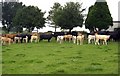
left=18, top=0, right=119, bottom=21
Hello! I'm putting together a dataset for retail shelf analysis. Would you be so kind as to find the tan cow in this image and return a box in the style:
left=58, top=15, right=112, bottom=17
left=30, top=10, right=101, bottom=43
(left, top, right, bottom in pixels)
left=64, top=35, right=73, bottom=42
left=1, top=37, right=13, bottom=45
left=77, top=35, right=84, bottom=45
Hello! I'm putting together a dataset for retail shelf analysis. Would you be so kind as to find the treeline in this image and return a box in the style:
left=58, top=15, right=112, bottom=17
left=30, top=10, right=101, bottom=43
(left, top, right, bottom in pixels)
left=1, top=0, right=113, bottom=33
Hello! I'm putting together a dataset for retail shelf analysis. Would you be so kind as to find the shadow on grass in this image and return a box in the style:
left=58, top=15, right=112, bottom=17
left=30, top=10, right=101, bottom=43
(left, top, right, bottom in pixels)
left=51, top=69, right=66, bottom=74
left=84, top=65, right=103, bottom=72
left=2, top=60, right=16, bottom=64
left=15, top=54, right=26, bottom=57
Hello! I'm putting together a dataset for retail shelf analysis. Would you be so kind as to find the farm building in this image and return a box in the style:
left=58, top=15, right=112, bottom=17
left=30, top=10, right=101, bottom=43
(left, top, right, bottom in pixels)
left=107, top=21, right=120, bottom=31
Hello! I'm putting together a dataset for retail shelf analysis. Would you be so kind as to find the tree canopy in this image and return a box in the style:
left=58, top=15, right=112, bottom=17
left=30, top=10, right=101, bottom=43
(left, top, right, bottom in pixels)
left=47, top=2, right=62, bottom=32
left=85, top=0, right=113, bottom=31
left=48, top=2, right=85, bottom=32
left=2, top=2, right=24, bottom=32
left=13, top=6, right=46, bottom=32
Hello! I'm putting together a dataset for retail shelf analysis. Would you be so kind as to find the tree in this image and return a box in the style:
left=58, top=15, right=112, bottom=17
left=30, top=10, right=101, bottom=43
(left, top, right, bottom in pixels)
left=85, top=0, right=113, bottom=31
left=2, top=2, right=24, bottom=33
left=48, top=2, right=85, bottom=32
left=47, top=2, right=62, bottom=32
left=13, top=6, right=46, bottom=32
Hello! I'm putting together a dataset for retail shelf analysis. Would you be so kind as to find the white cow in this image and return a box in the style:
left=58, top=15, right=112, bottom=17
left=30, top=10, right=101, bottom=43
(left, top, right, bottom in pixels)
left=14, top=37, right=22, bottom=43
left=95, top=33, right=110, bottom=45
left=88, top=35, right=95, bottom=44
left=23, top=36, right=28, bottom=43
left=31, top=36, right=39, bottom=43
left=72, top=36, right=77, bottom=44
left=57, top=36, right=64, bottom=44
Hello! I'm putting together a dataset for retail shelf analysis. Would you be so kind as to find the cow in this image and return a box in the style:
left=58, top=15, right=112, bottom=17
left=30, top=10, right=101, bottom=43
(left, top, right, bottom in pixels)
left=53, top=32, right=65, bottom=40
left=26, top=34, right=32, bottom=43
left=57, top=36, right=64, bottom=44
left=72, top=36, right=77, bottom=44
left=64, top=34, right=73, bottom=42
left=77, top=34, right=84, bottom=45
left=1, top=37, right=13, bottom=45
left=14, top=36, right=22, bottom=43
left=31, top=35, right=39, bottom=43
left=109, top=30, right=120, bottom=41
left=95, top=33, right=110, bottom=45
left=5, top=34, right=17, bottom=41
left=39, top=33, right=53, bottom=42
left=88, top=35, right=95, bottom=44
left=15, top=34, right=29, bottom=43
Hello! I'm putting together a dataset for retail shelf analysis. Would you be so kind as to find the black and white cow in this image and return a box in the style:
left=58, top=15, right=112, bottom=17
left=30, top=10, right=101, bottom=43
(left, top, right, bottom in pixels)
left=15, top=34, right=31, bottom=43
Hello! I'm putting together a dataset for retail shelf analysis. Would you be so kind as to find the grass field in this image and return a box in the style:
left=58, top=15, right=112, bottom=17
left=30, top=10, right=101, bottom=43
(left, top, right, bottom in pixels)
left=1, top=39, right=119, bottom=74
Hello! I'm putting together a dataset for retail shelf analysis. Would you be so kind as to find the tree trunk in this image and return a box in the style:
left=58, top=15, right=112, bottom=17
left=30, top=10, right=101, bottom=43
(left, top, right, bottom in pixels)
left=69, top=28, right=72, bottom=32
left=28, top=28, right=31, bottom=33
left=55, top=26, right=56, bottom=32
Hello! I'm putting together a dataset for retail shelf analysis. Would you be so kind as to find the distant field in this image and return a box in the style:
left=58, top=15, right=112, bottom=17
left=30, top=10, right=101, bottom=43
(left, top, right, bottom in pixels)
left=2, top=39, right=119, bottom=74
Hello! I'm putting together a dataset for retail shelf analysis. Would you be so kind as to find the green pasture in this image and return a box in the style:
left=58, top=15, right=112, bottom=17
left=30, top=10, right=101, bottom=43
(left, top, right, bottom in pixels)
left=1, top=39, right=119, bottom=74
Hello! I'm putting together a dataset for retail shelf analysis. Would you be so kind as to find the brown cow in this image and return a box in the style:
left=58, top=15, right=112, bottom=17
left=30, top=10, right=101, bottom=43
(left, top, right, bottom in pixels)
left=5, top=34, right=17, bottom=41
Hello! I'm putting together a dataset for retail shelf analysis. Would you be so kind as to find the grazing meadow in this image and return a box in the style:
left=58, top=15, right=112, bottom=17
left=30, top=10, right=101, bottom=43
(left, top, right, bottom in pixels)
left=1, top=39, right=119, bottom=74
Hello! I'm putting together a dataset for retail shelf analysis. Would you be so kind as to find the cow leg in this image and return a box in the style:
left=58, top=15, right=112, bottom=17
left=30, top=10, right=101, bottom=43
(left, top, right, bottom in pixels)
left=57, top=37, right=59, bottom=42
left=69, top=38, right=71, bottom=42
left=97, top=40, right=100, bottom=45
left=103, top=41, right=105, bottom=45
left=93, top=38, right=95, bottom=44
left=35, top=39, right=37, bottom=43
left=26, top=36, right=28, bottom=43
left=31, top=39, right=33, bottom=43
left=48, top=39, right=50, bottom=42
left=80, top=39, right=83, bottom=45
left=8, top=40, right=10, bottom=45
left=88, top=38, right=91, bottom=44
left=105, top=40, right=107, bottom=45
left=95, top=40, right=97, bottom=45
left=60, top=39, right=62, bottom=44
left=77, top=39, right=79, bottom=45
left=14, top=39, right=16, bottom=43
left=64, top=38, right=66, bottom=41
left=73, top=39, right=76, bottom=44
left=95, top=39, right=99, bottom=45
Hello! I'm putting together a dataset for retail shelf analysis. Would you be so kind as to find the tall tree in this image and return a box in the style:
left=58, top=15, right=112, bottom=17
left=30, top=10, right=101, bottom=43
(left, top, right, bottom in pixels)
left=85, top=0, right=113, bottom=31
left=2, top=2, right=24, bottom=33
left=47, top=2, right=62, bottom=32
left=13, top=6, right=46, bottom=32
left=48, top=2, right=85, bottom=32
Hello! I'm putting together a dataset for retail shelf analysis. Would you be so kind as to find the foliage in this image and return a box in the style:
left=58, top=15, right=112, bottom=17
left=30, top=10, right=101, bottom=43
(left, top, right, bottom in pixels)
left=47, top=2, right=62, bottom=32
left=2, top=2, right=24, bottom=33
left=48, top=2, right=85, bottom=32
left=13, top=6, right=46, bottom=32
left=48, top=2, right=61, bottom=25
left=85, top=0, right=113, bottom=31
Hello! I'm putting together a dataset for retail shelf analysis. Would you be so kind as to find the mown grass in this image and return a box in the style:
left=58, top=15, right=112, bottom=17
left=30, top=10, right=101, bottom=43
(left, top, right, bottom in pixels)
left=1, top=39, right=119, bottom=74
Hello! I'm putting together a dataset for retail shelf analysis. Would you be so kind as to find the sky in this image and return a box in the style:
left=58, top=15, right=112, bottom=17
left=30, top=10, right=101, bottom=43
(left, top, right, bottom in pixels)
left=18, top=0, right=120, bottom=21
